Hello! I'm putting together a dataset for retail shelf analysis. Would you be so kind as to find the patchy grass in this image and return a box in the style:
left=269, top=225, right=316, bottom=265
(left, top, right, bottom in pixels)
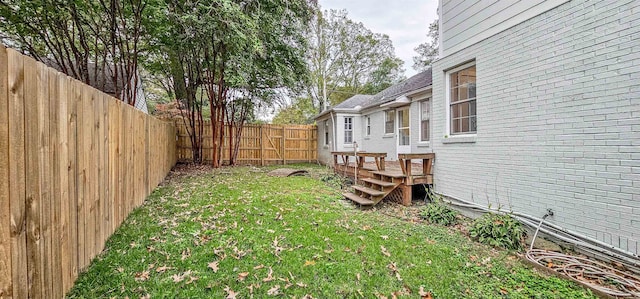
left=67, top=164, right=595, bottom=298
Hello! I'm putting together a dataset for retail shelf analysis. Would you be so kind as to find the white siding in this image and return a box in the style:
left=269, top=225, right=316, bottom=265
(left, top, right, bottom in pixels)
left=316, top=115, right=334, bottom=165
left=440, top=0, right=569, bottom=57
left=433, top=0, right=640, bottom=254
left=361, top=108, right=399, bottom=161
left=335, top=113, right=362, bottom=152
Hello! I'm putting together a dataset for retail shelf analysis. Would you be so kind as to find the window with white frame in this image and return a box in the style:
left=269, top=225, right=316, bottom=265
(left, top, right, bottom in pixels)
left=448, top=64, right=476, bottom=134
left=344, top=117, right=353, bottom=143
left=365, top=116, right=371, bottom=136
left=324, top=120, right=330, bottom=145
left=384, top=110, right=394, bottom=134
left=398, top=108, right=410, bottom=146
left=420, top=99, right=430, bottom=142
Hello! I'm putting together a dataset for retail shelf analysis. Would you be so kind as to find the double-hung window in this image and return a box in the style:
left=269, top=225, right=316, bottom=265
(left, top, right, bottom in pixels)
left=420, top=99, right=430, bottom=142
left=449, top=64, right=476, bottom=134
left=324, top=120, right=330, bottom=145
left=344, top=117, right=353, bottom=143
left=384, top=110, right=394, bottom=134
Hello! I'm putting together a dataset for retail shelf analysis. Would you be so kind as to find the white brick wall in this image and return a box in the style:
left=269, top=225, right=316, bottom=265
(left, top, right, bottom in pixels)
left=433, top=0, right=640, bottom=255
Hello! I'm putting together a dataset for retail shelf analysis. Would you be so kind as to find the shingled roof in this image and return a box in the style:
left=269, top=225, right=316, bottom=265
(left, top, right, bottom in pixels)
left=362, top=68, right=432, bottom=109
left=313, top=68, right=432, bottom=119
left=333, top=94, right=375, bottom=109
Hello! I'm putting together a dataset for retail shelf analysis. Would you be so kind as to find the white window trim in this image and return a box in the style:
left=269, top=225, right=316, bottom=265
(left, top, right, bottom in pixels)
left=445, top=61, right=477, bottom=141
left=397, top=107, right=410, bottom=147
left=343, top=116, right=353, bottom=144
left=419, top=98, right=431, bottom=144
left=384, top=110, right=395, bottom=135
left=365, top=115, right=371, bottom=137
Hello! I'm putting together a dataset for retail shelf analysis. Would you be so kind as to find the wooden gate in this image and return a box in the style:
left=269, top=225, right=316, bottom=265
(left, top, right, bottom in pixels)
left=175, top=121, right=317, bottom=165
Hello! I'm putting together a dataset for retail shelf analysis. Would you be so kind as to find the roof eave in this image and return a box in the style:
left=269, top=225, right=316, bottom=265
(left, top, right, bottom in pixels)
left=312, top=107, right=362, bottom=120
left=405, top=85, right=432, bottom=97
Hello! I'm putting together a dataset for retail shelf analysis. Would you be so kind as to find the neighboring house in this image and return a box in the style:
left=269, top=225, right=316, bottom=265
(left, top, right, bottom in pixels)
left=45, top=61, right=149, bottom=114
left=314, top=70, right=432, bottom=164
left=432, top=0, right=639, bottom=257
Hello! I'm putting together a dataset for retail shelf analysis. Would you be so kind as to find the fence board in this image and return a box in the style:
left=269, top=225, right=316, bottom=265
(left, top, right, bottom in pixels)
left=24, top=55, right=44, bottom=299
left=7, top=48, right=28, bottom=299
left=175, top=121, right=317, bottom=165
left=66, top=76, right=79, bottom=287
left=76, top=80, right=87, bottom=270
left=49, top=67, right=62, bottom=299
left=56, top=71, right=72, bottom=295
left=0, top=44, right=11, bottom=298
left=0, top=47, right=178, bottom=298
left=37, top=62, right=53, bottom=299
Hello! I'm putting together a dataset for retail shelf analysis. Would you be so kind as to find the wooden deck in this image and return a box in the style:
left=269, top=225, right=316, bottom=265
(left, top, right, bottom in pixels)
left=334, top=161, right=429, bottom=181
left=332, top=152, right=434, bottom=206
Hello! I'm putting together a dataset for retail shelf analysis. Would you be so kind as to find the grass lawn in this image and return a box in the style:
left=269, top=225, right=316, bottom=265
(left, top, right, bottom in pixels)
left=67, top=164, right=596, bottom=298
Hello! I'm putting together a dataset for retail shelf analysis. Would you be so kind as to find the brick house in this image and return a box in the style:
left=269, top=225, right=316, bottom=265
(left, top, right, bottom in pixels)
left=316, top=0, right=639, bottom=259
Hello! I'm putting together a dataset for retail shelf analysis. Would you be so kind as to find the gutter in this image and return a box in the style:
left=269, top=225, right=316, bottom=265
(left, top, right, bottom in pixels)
left=380, top=95, right=411, bottom=108
left=330, top=111, right=337, bottom=151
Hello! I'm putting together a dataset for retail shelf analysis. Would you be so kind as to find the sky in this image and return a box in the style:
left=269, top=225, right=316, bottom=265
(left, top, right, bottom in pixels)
left=318, top=0, right=439, bottom=77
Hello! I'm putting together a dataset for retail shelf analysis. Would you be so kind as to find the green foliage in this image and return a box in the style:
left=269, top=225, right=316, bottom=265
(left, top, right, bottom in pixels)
left=1, top=0, right=146, bottom=104
left=413, top=19, right=439, bottom=71
left=306, top=9, right=405, bottom=112
left=420, top=203, right=457, bottom=226
left=271, top=97, right=315, bottom=124
left=469, top=213, right=525, bottom=250
left=319, top=171, right=347, bottom=189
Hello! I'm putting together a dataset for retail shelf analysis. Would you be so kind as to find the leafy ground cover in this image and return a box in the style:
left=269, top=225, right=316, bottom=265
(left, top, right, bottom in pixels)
left=67, top=164, right=595, bottom=298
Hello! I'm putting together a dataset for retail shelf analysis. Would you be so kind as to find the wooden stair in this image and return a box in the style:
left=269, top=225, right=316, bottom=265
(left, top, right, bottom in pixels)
left=343, top=172, right=404, bottom=206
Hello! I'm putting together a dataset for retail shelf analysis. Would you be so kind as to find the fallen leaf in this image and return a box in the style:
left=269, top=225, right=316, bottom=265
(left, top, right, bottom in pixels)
left=208, top=261, right=219, bottom=273
left=140, top=294, right=150, bottom=299
left=238, top=272, right=249, bottom=281
left=356, top=273, right=361, bottom=281
left=171, top=270, right=192, bottom=283
left=263, top=267, right=274, bottom=282
left=186, top=275, right=199, bottom=285
left=419, top=287, right=433, bottom=299
left=303, top=260, right=316, bottom=267
left=247, top=284, right=254, bottom=295
left=135, top=271, right=150, bottom=282
left=301, top=295, right=315, bottom=299
left=267, top=285, right=280, bottom=296
left=181, top=248, right=191, bottom=261
left=224, top=286, right=238, bottom=299
left=171, top=273, right=184, bottom=283
left=253, top=264, right=265, bottom=270
left=156, top=266, right=173, bottom=273
left=296, top=282, right=307, bottom=287
left=381, top=246, right=391, bottom=257
left=381, top=235, right=389, bottom=240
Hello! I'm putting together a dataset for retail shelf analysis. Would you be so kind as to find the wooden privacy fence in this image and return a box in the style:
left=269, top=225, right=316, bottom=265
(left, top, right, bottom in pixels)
left=175, top=121, right=317, bottom=165
left=0, top=45, right=177, bottom=298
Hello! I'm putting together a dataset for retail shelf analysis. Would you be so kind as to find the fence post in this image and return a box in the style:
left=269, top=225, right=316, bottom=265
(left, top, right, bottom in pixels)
left=307, top=126, right=312, bottom=163
left=260, top=126, right=265, bottom=166
left=281, top=126, right=286, bottom=165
